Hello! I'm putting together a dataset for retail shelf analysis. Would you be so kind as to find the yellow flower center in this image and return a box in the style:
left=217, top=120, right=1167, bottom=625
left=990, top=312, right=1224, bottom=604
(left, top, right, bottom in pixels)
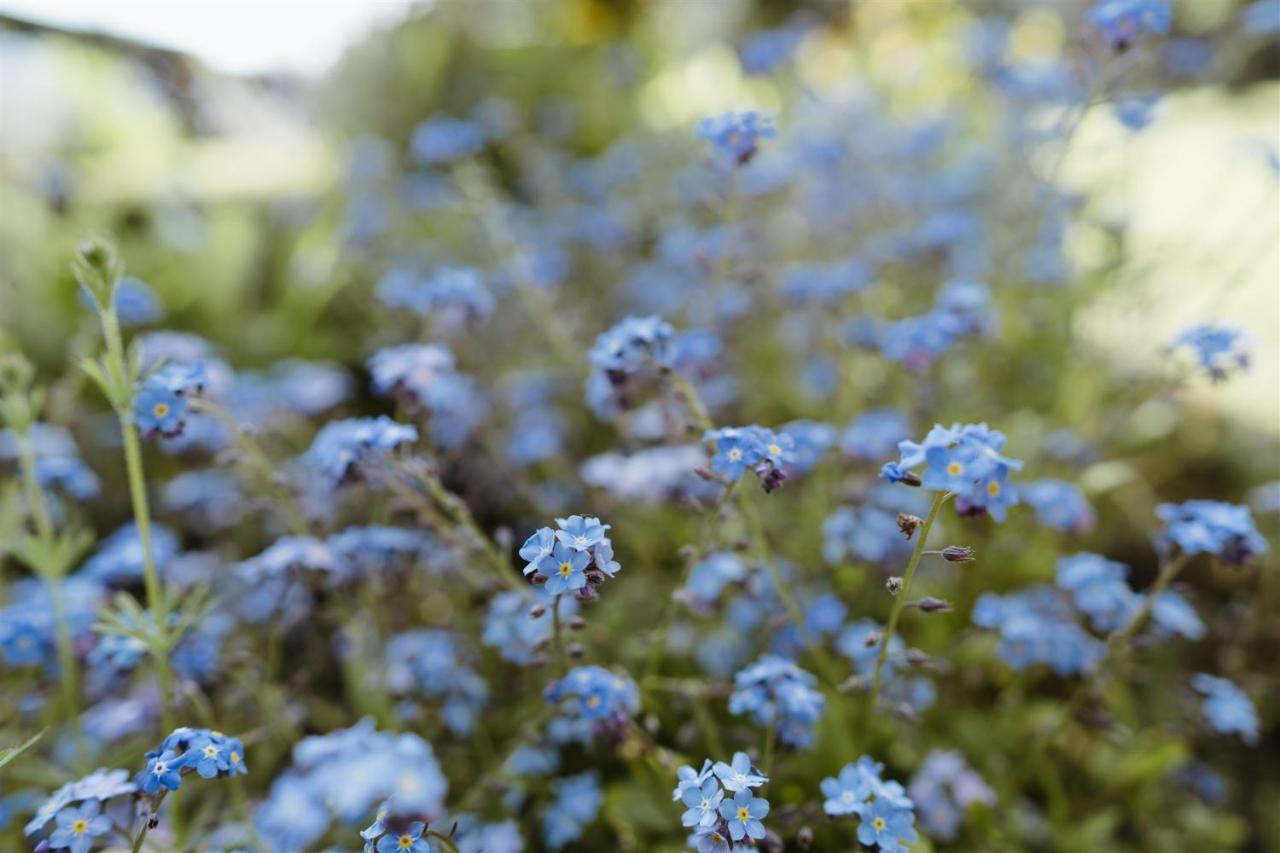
left=768, top=443, right=782, bottom=456
left=586, top=695, right=600, bottom=708
left=873, top=816, right=887, bottom=831
left=72, top=820, right=89, bottom=834
left=203, top=745, right=219, bottom=758
left=559, top=561, right=573, bottom=577
left=946, top=461, right=963, bottom=476
left=727, top=448, right=742, bottom=462
left=987, top=480, right=1001, bottom=496
left=737, top=806, right=750, bottom=821
left=153, top=402, right=170, bottom=417
left=230, top=751, right=240, bottom=764
left=398, top=835, right=414, bottom=849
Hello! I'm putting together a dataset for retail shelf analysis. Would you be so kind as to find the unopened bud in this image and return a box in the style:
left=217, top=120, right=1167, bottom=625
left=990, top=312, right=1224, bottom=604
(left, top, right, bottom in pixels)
left=797, top=826, right=814, bottom=849
left=568, top=643, right=585, bottom=659
left=529, top=604, right=547, bottom=619
left=886, top=576, right=903, bottom=596
left=900, top=471, right=923, bottom=487
left=568, top=616, right=587, bottom=631
left=863, top=630, right=882, bottom=648
left=942, top=545, right=975, bottom=563
left=897, top=513, right=923, bottom=540
left=918, top=597, right=952, bottom=613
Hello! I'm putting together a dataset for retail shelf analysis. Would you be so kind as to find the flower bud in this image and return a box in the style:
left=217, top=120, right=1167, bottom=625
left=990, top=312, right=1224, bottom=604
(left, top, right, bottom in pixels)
left=897, top=513, right=923, bottom=540
left=942, top=545, right=975, bottom=562
left=886, top=576, right=903, bottom=596
left=917, top=596, right=952, bottom=613
left=568, top=616, right=587, bottom=631
left=528, top=604, right=547, bottom=619
left=568, top=643, right=585, bottom=659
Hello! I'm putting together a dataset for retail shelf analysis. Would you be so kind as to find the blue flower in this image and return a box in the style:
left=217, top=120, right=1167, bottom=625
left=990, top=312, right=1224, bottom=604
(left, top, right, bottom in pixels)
left=1056, top=553, right=1138, bottom=633
left=376, top=821, right=429, bottom=853
left=821, top=763, right=874, bottom=816
left=302, top=416, right=418, bottom=483
left=544, top=665, right=640, bottom=743
left=856, top=796, right=919, bottom=852
left=1087, top=0, right=1171, bottom=50
left=697, top=112, right=777, bottom=165
left=1192, top=674, right=1259, bottom=745
left=134, top=379, right=189, bottom=439
left=409, top=116, right=486, bottom=164
left=884, top=423, right=1023, bottom=521
left=672, top=759, right=715, bottom=801
left=555, top=514, right=610, bottom=551
left=48, top=800, right=112, bottom=853
left=729, top=655, right=825, bottom=747
left=1155, top=500, right=1268, bottom=564
left=139, top=749, right=184, bottom=794
left=518, top=527, right=556, bottom=575
left=908, top=750, right=996, bottom=840
left=1168, top=324, right=1250, bottom=380
left=693, top=827, right=733, bottom=853
left=707, top=429, right=762, bottom=480
left=718, top=788, right=769, bottom=841
left=1023, top=479, right=1095, bottom=533
left=542, top=772, right=602, bottom=849
left=712, top=752, right=768, bottom=792
left=536, top=542, right=590, bottom=596
left=185, top=734, right=231, bottom=779
left=681, top=777, right=724, bottom=828
left=841, top=409, right=911, bottom=461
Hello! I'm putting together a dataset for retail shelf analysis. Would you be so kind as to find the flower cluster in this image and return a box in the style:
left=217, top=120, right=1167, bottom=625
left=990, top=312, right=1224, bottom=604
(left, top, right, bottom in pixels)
left=377, top=265, right=494, bottom=325
left=0, top=423, right=99, bottom=500
left=585, top=315, right=674, bottom=419
left=542, top=772, right=602, bottom=849
left=384, top=630, right=488, bottom=735
left=728, top=655, right=825, bottom=747
left=673, top=753, right=770, bottom=851
left=1056, top=552, right=1204, bottom=638
left=256, top=719, right=446, bottom=851
left=1087, top=0, right=1172, bottom=51
left=521, top=515, right=621, bottom=599
left=704, top=425, right=796, bottom=492
left=1155, top=500, right=1268, bottom=564
left=820, top=756, right=918, bottom=853
left=368, top=344, right=488, bottom=448
left=138, top=727, right=247, bottom=796
left=972, top=586, right=1106, bottom=676
left=881, top=423, right=1023, bottom=521
left=544, top=665, right=640, bottom=744
left=855, top=280, right=996, bottom=369
left=23, top=768, right=135, bottom=847
left=907, top=750, right=996, bottom=841
left=302, top=415, right=418, bottom=483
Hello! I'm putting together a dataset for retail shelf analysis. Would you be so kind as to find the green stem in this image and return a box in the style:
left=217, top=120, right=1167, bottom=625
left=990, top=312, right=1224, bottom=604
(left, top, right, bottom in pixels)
left=666, top=371, right=714, bottom=434
left=122, top=421, right=175, bottom=733
left=15, top=432, right=84, bottom=759
left=866, top=491, right=950, bottom=726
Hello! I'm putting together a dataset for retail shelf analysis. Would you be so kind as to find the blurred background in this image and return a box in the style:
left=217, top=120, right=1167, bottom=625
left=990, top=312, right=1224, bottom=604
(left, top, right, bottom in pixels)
left=0, top=0, right=1276, bottom=424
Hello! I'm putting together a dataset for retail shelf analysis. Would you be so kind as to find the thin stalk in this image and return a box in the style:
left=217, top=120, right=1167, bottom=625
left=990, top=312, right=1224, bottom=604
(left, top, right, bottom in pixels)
left=1049, top=552, right=1193, bottom=735
left=427, top=829, right=462, bottom=852
left=665, top=370, right=714, bottom=434
left=866, top=491, right=950, bottom=725
left=15, top=432, right=84, bottom=758
left=122, top=422, right=175, bottom=733
left=413, top=467, right=524, bottom=592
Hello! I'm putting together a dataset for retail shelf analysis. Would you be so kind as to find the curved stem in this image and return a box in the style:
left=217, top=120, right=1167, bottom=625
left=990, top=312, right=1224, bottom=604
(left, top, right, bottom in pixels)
left=427, top=829, right=462, bottom=852
left=551, top=597, right=568, bottom=677
left=865, top=491, right=950, bottom=726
